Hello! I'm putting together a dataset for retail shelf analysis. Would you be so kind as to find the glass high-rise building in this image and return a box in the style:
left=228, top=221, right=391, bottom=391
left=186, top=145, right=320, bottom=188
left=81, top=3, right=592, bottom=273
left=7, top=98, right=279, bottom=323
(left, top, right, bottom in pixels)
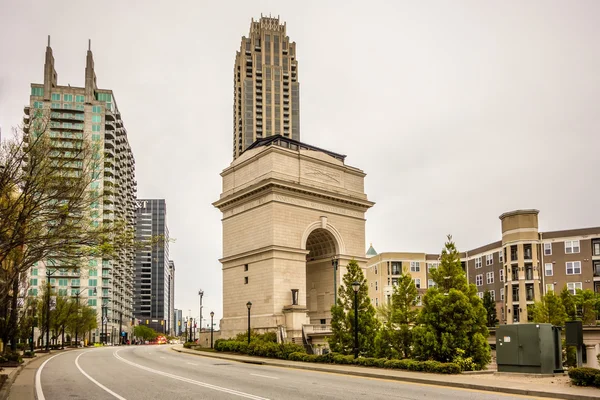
left=233, top=16, right=300, bottom=159
left=133, top=199, right=171, bottom=329
left=23, top=37, right=137, bottom=344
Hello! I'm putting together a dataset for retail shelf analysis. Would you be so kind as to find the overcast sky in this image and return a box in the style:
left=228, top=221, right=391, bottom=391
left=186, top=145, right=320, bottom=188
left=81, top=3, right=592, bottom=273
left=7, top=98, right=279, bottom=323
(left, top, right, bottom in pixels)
left=1, top=0, right=599, bottom=327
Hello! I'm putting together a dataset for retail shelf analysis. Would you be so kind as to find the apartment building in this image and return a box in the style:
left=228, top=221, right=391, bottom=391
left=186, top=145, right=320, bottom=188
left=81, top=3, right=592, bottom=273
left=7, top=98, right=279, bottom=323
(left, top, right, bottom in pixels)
left=233, top=16, right=300, bottom=159
left=24, top=38, right=137, bottom=343
left=366, top=209, right=600, bottom=324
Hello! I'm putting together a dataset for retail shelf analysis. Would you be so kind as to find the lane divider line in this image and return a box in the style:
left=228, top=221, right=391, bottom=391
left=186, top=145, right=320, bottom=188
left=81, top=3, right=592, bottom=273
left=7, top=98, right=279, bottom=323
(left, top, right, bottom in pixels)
left=75, top=351, right=127, bottom=400
left=114, top=349, right=270, bottom=400
left=250, top=374, right=279, bottom=380
left=35, top=353, right=65, bottom=400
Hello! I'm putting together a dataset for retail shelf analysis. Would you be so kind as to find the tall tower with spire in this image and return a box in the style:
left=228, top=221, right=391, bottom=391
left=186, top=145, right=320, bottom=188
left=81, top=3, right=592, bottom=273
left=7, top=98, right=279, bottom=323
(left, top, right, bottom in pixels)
left=232, top=16, right=300, bottom=159
left=23, top=38, right=137, bottom=345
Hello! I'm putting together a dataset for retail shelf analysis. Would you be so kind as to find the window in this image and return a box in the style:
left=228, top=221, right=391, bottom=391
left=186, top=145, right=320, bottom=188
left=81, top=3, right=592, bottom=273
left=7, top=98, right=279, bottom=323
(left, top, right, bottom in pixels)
left=33, top=101, right=44, bottom=109
left=58, top=278, right=68, bottom=286
left=92, top=115, right=102, bottom=123
left=374, top=265, right=377, bottom=274
left=89, top=279, right=97, bottom=286
left=92, top=134, right=101, bottom=141
left=486, top=272, right=494, bottom=284
left=29, top=288, right=38, bottom=296
left=499, top=269, right=504, bottom=282
left=511, top=245, right=518, bottom=261
left=477, top=292, right=483, bottom=299
left=244, top=264, right=248, bottom=271
left=88, top=299, right=97, bottom=306
left=475, top=257, right=482, bottom=269
left=414, top=278, right=421, bottom=289
left=500, top=288, right=505, bottom=301
left=565, top=240, right=580, bottom=254
left=63, top=94, right=73, bottom=102
left=545, top=263, right=553, bottom=276
left=391, top=278, right=398, bottom=286
left=375, top=298, right=378, bottom=306
left=92, top=105, right=102, bottom=113
left=58, top=288, right=68, bottom=296
left=567, top=282, right=582, bottom=295
left=512, top=285, right=519, bottom=301
left=30, top=278, right=38, bottom=286
left=244, top=276, right=249, bottom=284
left=92, top=124, right=101, bottom=132
left=476, top=274, right=483, bottom=286
left=31, top=87, right=44, bottom=96
left=71, top=279, right=80, bottom=286
left=89, top=260, right=98, bottom=268
left=523, top=244, right=532, bottom=260
left=498, top=250, right=503, bottom=263
left=375, top=281, right=378, bottom=291
left=427, top=263, right=439, bottom=271
left=428, top=279, right=435, bottom=288
left=51, top=102, right=61, bottom=109
left=391, top=262, right=401, bottom=275
left=593, top=240, right=600, bottom=256
left=486, top=254, right=493, bottom=266
left=410, top=261, right=420, bottom=272
left=544, top=243, right=552, bottom=256
left=89, top=289, right=96, bottom=296
left=51, top=93, right=61, bottom=101
left=31, top=268, right=38, bottom=276
left=566, top=261, right=581, bottom=275
left=546, top=283, right=554, bottom=293
left=76, top=95, right=84, bottom=103
left=490, top=290, right=495, bottom=301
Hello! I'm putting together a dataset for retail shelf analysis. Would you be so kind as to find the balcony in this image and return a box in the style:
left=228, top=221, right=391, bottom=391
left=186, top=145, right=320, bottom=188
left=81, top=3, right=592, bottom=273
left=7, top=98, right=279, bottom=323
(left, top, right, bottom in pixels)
left=303, top=324, right=332, bottom=337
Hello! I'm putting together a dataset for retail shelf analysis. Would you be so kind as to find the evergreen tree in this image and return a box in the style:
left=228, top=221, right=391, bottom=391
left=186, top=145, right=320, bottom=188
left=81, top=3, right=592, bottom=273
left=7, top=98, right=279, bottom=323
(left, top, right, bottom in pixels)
left=329, top=259, right=380, bottom=357
left=560, top=286, right=577, bottom=320
left=532, top=291, right=567, bottom=326
left=412, top=235, right=491, bottom=370
left=374, top=272, right=419, bottom=359
left=482, top=290, right=498, bottom=327
left=575, top=289, right=600, bottom=325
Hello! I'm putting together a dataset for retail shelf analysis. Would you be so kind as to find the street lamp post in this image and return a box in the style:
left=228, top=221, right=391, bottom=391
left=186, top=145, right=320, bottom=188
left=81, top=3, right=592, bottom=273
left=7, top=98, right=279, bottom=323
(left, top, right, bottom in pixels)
left=210, top=311, right=214, bottom=349
left=119, top=311, right=123, bottom=345
left=246, top=301, right=252, bottom=344
left=351, top=281, right=360, bottom=359
left=45, top=268, right=59, bottom=352
left=30, top=305, right=36, bottom=352
left=198, top=289, right=204, bottom=335
left=73, top=287, right=97, bottom=347
left=101, top=304, right=107, bottom=345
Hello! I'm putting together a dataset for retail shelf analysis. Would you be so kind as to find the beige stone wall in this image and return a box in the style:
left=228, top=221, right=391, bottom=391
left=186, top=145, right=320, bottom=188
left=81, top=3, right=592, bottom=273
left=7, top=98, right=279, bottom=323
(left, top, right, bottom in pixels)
left=216, top=141, right=373, bottom=339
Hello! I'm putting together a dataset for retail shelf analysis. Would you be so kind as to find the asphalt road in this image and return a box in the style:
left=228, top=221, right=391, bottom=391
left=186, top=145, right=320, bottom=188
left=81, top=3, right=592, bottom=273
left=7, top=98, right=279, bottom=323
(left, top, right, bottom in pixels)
left=34, top=345, right=545, bottom=400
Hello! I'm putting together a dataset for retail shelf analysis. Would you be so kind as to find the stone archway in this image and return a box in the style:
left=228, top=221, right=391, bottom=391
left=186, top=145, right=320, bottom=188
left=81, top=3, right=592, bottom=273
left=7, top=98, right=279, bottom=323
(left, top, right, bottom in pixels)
left=305, top=227, right=338, bottom=324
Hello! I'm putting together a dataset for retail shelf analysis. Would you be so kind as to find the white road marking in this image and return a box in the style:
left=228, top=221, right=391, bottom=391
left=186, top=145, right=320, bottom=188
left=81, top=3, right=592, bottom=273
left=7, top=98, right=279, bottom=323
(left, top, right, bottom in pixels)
left=75, top=351, right=127, bottom=400
left=187, top=362, right=198, bottom=366
left=114, top=349, right=270, bottom=400
left=35, top=353, right=65, bottom=400
left=250, top=373, right=279, bottom=380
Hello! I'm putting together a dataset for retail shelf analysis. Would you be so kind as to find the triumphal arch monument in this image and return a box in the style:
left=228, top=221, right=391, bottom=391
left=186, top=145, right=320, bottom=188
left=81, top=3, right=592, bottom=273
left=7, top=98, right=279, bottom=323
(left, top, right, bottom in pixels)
left=213, top=136, right=374, bottom=342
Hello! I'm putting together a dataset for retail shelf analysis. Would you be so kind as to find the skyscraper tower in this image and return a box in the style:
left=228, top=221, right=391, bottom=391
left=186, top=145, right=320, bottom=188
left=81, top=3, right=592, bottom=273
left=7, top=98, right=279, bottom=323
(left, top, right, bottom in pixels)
left=23, top=37, right=137, bottom=344
left=233, top=16, right=300, bottom=159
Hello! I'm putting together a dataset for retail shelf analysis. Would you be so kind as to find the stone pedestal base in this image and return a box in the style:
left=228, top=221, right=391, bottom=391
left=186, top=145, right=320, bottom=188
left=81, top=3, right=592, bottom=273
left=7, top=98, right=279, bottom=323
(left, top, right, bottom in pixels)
left=585, top=344, right=599, bottom=369
left=283, top=305, right=310, bottom=341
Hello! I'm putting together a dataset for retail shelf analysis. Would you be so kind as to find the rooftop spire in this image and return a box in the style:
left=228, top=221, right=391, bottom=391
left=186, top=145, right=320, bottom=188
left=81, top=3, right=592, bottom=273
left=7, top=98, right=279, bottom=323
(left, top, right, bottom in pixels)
left=88, top=39, right=91, bottom=51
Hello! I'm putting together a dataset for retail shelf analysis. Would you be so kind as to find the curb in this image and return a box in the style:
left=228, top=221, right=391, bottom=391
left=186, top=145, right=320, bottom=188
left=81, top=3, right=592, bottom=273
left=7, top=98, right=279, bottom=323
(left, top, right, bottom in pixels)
left=170, top=347, right=598, bottom=400
left=0, top=348, right=74, bottom=400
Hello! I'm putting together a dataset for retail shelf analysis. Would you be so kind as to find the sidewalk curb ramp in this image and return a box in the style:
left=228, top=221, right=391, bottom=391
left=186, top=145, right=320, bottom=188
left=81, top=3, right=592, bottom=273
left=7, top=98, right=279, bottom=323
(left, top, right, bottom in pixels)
left=171, top=347, right=599, bottom=400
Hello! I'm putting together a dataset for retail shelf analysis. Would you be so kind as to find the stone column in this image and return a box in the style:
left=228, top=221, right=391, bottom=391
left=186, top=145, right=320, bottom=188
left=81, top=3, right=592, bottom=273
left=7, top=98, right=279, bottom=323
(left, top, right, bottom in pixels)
left=585, top=344, right=599, bottom=369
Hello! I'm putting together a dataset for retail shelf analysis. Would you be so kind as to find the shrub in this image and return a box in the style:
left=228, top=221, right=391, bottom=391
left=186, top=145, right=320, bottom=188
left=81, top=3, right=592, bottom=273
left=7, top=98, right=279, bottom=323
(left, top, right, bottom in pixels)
left=568, top=367, right=600, bottom=387
left=183, top=342, right=194, bottom=349
left=4, top=352, right=23, bottom=363
left=288, top=352, right=306, bottom=361
left=333, top=354, right=355, bottom=365
left=373, top=358, right=387, bottom=368
left=23, top=351, right=36, bottom=358
left=354, top=357, right=377, bottom=367
left=452, top=348, right=477, bottom=372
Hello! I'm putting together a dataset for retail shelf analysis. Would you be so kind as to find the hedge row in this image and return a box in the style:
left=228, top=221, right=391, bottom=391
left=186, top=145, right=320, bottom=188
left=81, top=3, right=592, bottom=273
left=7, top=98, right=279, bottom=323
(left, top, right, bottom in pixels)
left=214, top=339, right=304, bottom=359
left=213, top=339, right=460, bottom=374
left=286, top=352, right=460, bottom=374
left=568, top=367, right=600, bottom=387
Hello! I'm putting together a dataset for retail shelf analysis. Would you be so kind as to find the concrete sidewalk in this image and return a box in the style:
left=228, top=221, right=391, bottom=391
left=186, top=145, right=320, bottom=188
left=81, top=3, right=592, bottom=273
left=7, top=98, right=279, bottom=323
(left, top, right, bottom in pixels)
left=0, top=348, right=74, bottom=400
left=171, top=345, right=600, bottom=400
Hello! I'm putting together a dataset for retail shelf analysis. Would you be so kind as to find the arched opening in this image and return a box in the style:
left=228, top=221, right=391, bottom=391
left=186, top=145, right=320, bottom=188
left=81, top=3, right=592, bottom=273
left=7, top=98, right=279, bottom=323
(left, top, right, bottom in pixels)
left=305, top=228, right=337, bottom=324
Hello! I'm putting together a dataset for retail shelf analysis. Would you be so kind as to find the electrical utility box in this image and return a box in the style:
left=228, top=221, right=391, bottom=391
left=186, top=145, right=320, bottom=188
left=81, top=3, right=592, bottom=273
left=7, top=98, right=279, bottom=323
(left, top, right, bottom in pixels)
left=496, top=323, right=563, bottom=374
